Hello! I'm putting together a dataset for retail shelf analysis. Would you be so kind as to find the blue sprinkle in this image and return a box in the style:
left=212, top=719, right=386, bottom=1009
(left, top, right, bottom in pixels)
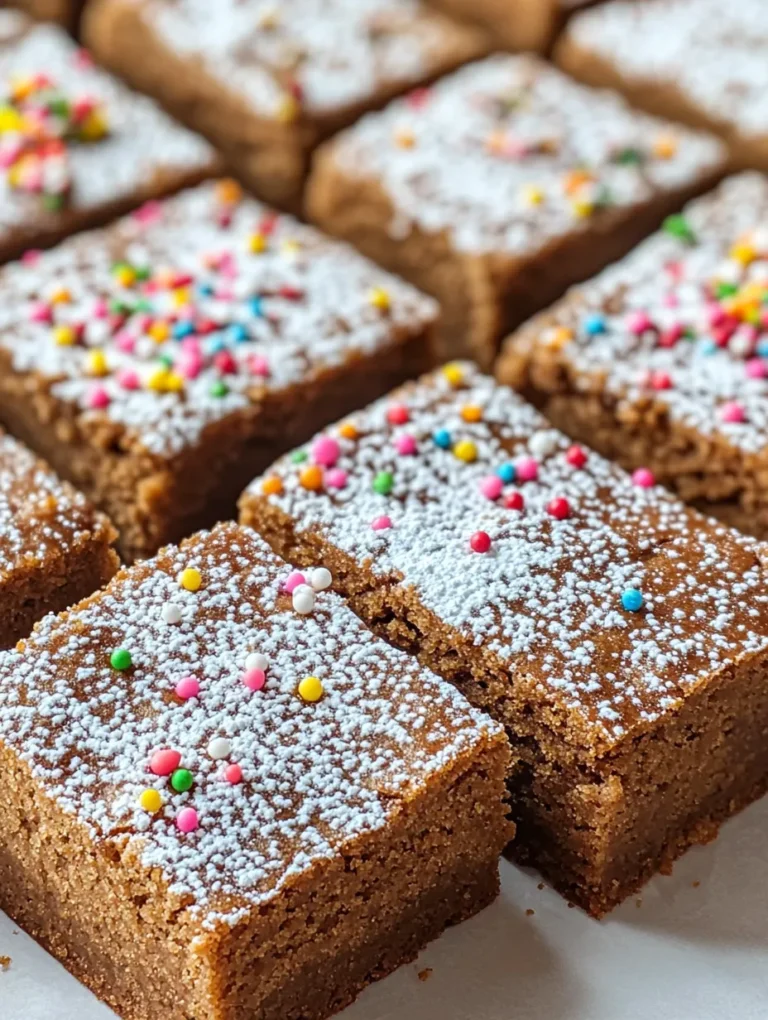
left=621, top=588, right=644, bottom=612
left=248, top=296, right=264, bottom=317
left=172, top=320, right=195, bottom=340
left=496, top=463, right=515, bottom=483
left=197, top=282, right=214, bottom=297
left=229, top=323, right=249, bottom=344
left=757, top=339, right=768, bottom=358
left=433, top=429, right=451, bottom=449
left=207, top=334, right=227, bottom=355
left=583, top=314, right=606, bottom=336
left=698, top=338, right=717, bottom=356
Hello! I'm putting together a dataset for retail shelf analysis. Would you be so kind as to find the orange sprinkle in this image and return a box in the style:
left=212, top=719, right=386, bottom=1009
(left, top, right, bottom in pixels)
left=339, top=422, right=358, bottom=440
left=546, top=326, right=574, bottom=350
left=262, top=476, right=283, bottom=496
left=394, top=128, right=415, bottom=149
left=461, top=404, right=483, bottom=423
left=563, top=169, right=594, bottom=196
left=216, top=178, right=243, bottom=205
left=653, top=135, right=678, bottom=159
left=299, top=465, right=323, bottom=491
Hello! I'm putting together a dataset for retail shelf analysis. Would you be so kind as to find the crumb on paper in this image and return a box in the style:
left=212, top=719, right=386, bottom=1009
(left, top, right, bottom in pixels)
left=525, top=908, right=535, bottom=917
left=567, top=901, right=575, bottom=909
left=635, top=898, right=643, bottom=908
left=537, top=882, right=545, bottom=891
left=692, top=880, right=701, bottom=888
left=0, top=956, right=11, bottom=971
left=418, top=968, right=433, bottom=983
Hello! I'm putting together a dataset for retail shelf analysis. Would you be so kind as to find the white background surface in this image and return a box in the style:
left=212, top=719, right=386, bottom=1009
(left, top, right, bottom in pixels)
left=2, top=794, right=767, bottom=1020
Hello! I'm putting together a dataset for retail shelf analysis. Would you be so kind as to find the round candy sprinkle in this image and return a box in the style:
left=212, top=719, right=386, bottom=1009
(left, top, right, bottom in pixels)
left=161, top=603, right=182, bottom=625
left=208, top=737, right=232, bottom=760
left=310, top=567, right=332, bottom=591
left=325, top=468, right=348, bottom=490
left=720, top=401, right=746, bottom=424
left=515, top=457, right=538, bottom=482
left=453, top=440, right=477, bottom=463
left=312, top=436, right=339, bottom=467
left=180, top=567, right=202, bottom=592
left=632, top=468, right=655, bottom=488
left=224, top=763, right=243, bottom=785
left=300, top=465, right=323, bottom=491
left=470, top=531, right=491, bottom=553
left=110, top=648, right=132, bottom=671
left=433, top=429, right=452, bottom=449
left=150, top=749, right=181, bottom=776
left=176, top=807, right=199, bottom=834
left=505, top=491, right=524, bottom=511
left=746, top=359, right=767, bottom=380
left=566, top=445, right=587, bottom=468
left=546, top=497, right=571, bottom=520
left=245, top=652, right=268, bottom=673
left=394, top=434, right=417, bottom=456
left=175, top=676, right=200, bottom=700
left=583, top=314, right=606, bottom=335
left=496, top=463, right=515, bottom=483
left=373, top=471, right=394, bottom=495
left=243, top=668, right=266, bottom=692
left=292, top=585, right=316, bottom=615
left=479, top=475, right=503, bottom=500
left=339, top=422, right=358, bottom=440
left=292, top=449, right=309, bottom=464
left=283, top=571, right=306, bottom=594
left=139, top=789, right=163, bottom=814
left=372, top=515, right=392, bottom=531
left=442, top=363, right=464, bottom=387
left=261, top=475, right=283, bottom=496
left=387, top=404, right=409, bottom=425
left=298, top=676, right=324, bottom=702
left=171, top=768, right=194, bottom=793
left=621, top=588, right=644, bottom=612
left=461, top=404, right=482, bottom=423
left=529, top=431, right=559, bottom=459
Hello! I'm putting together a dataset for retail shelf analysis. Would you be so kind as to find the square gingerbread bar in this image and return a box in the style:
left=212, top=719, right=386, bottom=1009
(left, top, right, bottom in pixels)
left=0, top=180, right=437, bottom=563
left=425, top=0, right=597, bottom=53
left=82, top=0, right=489, bottom=213
left=557, top=0, right=768, bottom=171
left=241, top=363, right=768, bottom=916
left=0, top=523, right=509, bottom=1020
left=0, top=16, right=217, bottom=265
left=307, top=55, right=727, bottom=369
left=498, top=173, right=768, bottom=539
left=0, top=429, right=118, bottom=649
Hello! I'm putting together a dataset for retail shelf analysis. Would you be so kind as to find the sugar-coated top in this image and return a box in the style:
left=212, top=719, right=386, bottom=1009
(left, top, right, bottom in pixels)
left=506, top=173, right=768, bottom=457
left=0, top=180, right=436, bottom=457
left=0, top=523, right=499, bottom=927
left=321, top=55, right=725, bottom=256
left=140, top=0, right=486, bottom=124
left=567, top=0, right=768, bottom=141
left=0, top=431, right=114, bottom=580
left=252, top=364, right=768, bottom=750
left=0, top=23, right=213, bottom=241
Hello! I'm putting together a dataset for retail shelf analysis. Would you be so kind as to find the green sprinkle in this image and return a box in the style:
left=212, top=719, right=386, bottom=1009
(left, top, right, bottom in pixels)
left=210, top=380, right=229, bottom=398
left=663, top=214, right=696, bottom=245
left=291, top=450, right=309, bottom=464
left=373, top=471, right=394, bottom=495
left=613, top=147, right=644, bottom=165
left=42, top=193, right=66, bottom=212
left=171, top=769, right=194, bottom=793
left=715, top=282, right=739, bottom=299
left=110, top=648, right=132, bottom=671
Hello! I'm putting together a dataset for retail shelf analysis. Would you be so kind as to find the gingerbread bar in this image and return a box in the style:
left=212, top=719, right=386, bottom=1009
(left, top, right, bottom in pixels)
left=0, top=180, right=437, bottom=562
left=306, top=55, right=726, bottom=368
left=0, top=429, right=117, bottom=649
left=241, top=362, right=768, bottom=916
left=11, top=1, right=81, bottom=30
left=82, top=0, right=489, bottom=213
left=0, top=523, right=509, bottom=1020
left=499, top=173, right=768, bottom=538
left=557, top=0, right=768, bottom=170
left=424, top=0, right=597, bottom=53
left=0, top=17, right=217, bottom=264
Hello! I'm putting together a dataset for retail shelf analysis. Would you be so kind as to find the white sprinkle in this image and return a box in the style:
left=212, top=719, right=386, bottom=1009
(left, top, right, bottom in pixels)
left=292, top=585, right=316, bottom=615
left=207, top=737, right=232, bottom=761
left=245, top=652, right=268, bottom=672
left=309, top=567, right=333, bottom=591
left=528, top=430, right=560, bottom=459
left=161, top=603, right=182, bottom=625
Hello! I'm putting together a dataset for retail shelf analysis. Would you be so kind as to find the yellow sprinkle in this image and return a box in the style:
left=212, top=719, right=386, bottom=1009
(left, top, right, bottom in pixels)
left=164, top=372, right=185, bottom=393
left=276, top=94, right=300, bottom=124
left=148, top=321, right=170, bottom=343
left=369, top=287, right=391, bottom=311
left=87, top=349, right=108, bottom=377
left=0, top=106, right=24, bottom=133
left=545, top=326, right=574, bottom=350
left=442, top=362, right=464, bottom=387
left=139, top=789, right=163, bottom=814
left=180, top=568, right=202, bottom=593
left=453, top=440, right=477, bottom=463
left=249, top=232, right=267, bottom=254
left=50, top=287, right=71, bottom=305
left=53, top=325, right=76, bottom=346
left=339, top=422, right=358, bottom=440
left=114, top=265, right=136, bottom=288
left=653, top=134, right=678, bottom=159
left=461, top=405, right=483, bottom=423
left=298, top=676, right=324, bottom=703
left=257, top=7, right=279, bottom=28
left=570, top=199, right=594, bottom=219
left=521, top=184, right=544, bottom=206
left=79, top=109, right=108, bottom=141
left=281, top=239, right=301, bottom=256
left=262, top=475, right=284, bottom=496
left=147, top=367, right=170, bottom=392
left=172, top=287, right=191, bottom=309
left=730, top=243, right=756, bottom=267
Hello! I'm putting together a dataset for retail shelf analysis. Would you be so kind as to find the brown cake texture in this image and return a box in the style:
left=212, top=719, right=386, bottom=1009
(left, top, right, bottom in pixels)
left=10, top=1, right=79, bottom=30
left=0, top=15, right=217, bottom=265
left=82, top=0, right=489, bottom=213
left=557, top=0, right=768, bottom=171
left=425, top=0, right=597, bottom=53
left=0, top=522, right=510, bottom=1020
left=0, top=429, right=118, bottom=650
left=0, top=179, right=437, bottom=562
left=498, top=173, right=768, bottom=539
left=306, top=55, right=726, bottom=368
left=241, top=362, right=768, bottom=916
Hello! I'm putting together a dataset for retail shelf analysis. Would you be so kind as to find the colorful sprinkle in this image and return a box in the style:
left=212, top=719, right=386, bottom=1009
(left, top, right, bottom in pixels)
left=621, top=588, right=644, bottom=612
left=207, top=737, right=232, bottom=760
left=373, top=471, right=394, bottom=495
left=470, top=531, right=491, bottom=553
left=150, top=748, right=181, bottom=776
left=632, top=467, right=655, bottom=488
left=453, top=440, right=477, bottom=463
left=292, top=585, right=316, bottom=615
left=242, top=668, right=266, bottom=692
left=110, top=648, right=132, bottom=671
left=546, top=497, right=571, bottom=520
left=479, top=475, right=503, bottom=500
left=224, top=763, right=243, bottom=785
left=180, top=567, right=202, bottom=592
left=298, top=676, right=324, bottom=702
left=283, top=571, right=306, bottom=594
left=175, top=676, right=200, bottom=700
left=371, top=515, right=392, bottom=531
left=176, top=807, right=199, bottom=833
left=171, top=768, right=194, bottom=793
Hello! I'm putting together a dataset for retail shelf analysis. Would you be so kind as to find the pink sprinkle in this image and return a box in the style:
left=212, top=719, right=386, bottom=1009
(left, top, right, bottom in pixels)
left=116, top=331, right=136, bottom=355
left=479, top=475, right=503, bottom=500
left=707, top=303, right=727, bottom=328
left=21, top=249, right=41, bottom=267
left=249, top=354, right=270, bottom=377
left=181, top=336, right=202, bottom=355
left=720, top=401, right=746, bottom=424
left=117, top=369, right=140, bottom=391
left=29, top=301, right=52, bottom=324
left=175, top=676, right=200, bottom=700
left=312, top=436, right=340, bottom=467
left=88, top=385, right=110, bottom=410
left=242, top=668, right=266, bottom=692
left=176, top=807, right=199, bottom=834
left=224, top=763, right=243, bottom=785
left=515, top=457, right=538, bottom=482
left=627, top=311, right=653, bottom=335
left=746, top=359, right=767, bottom=379
left=213, top=351, right=237, bottom=375
left=658, top=323, right=683, bottom=348
left=179, top=354, right=203, bottom=380
left=650, top=371, right=672, bottom=391
left=92, top=298, right=109, bottom=319
left=74, top=47, right=94, bottom=70
left=394, top=433, right=417, bottom=456
left=325, top=468, right=348, bottom=490
left=283, top=571, right=306, bottom=594
left=663, top=293, right=679, bottom=308
left=632, top=468, right=655, bottom=488
left=150, top=749, right=181, bottom=777
left=133, top=200, right=163, bottom=226
left=371, top=515, right=392, bottom=531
